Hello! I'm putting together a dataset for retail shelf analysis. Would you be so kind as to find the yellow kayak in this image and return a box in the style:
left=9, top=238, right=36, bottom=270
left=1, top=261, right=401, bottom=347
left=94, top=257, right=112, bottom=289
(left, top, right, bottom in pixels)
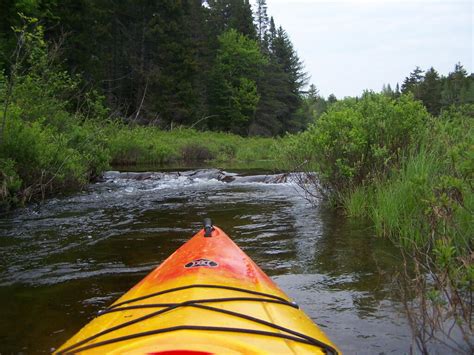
left=55, top=220, right=340, bottom=354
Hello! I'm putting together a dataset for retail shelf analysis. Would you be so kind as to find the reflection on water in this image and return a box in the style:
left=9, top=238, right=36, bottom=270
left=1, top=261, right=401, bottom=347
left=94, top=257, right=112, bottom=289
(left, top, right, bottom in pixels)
left=0, top=170, right=411, bottom=353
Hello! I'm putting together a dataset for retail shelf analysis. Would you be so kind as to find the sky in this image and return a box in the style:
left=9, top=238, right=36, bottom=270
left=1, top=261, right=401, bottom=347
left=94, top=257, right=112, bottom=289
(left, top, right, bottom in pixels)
left=256, top=0, right=473, bottom=98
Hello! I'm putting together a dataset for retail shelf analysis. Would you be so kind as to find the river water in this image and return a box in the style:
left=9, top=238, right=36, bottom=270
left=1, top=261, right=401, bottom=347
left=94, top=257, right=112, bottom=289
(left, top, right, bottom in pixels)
left=0, top=169, right=412, bottom=353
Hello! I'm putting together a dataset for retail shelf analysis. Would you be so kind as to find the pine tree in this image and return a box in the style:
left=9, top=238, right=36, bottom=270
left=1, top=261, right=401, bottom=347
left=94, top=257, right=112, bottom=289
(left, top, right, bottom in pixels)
left=272, top=27, right=307, bottom=96
left=419, top=67, right=442, bottom=115
left=207, top=0, right=256, bottom=38
left=381, top=83, right=394, bottom=98
left=268, top=16, right=277, bottom=46
left=327, top=94, right=337, bottom=104
left=307, top=84, right=319, bottom=103
left=394, top=83, right=401, bottom=98
left=459, top=73, right=474, bottom=104
left=291, top=84, right=327, bottom=131
left=270, top=26, right=307, bottom=132
left=401, top=66, right=424, bottom=98
left=255, top=0, right=269, bottom=43
left=229, top=0, right=256, bottom=39
left=441, top=63, right=469, bottom=106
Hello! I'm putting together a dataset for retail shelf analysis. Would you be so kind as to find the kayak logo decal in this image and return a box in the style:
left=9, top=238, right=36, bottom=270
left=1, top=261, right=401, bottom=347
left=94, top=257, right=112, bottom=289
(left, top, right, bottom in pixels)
left=184, top=258, right=219, bottom=268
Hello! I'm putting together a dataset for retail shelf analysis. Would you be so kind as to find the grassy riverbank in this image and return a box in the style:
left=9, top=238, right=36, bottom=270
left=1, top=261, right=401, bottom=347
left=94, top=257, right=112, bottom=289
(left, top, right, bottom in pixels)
left=279, top=94, right=473, bottom=351
left=0, top=117, right=277, bottom=210
left=106, top=125, right=276, bottom=166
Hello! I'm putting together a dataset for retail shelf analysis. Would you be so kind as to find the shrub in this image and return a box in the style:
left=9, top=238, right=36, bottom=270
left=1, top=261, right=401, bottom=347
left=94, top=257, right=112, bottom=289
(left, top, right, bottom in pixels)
left=180, top=143, right=214, bottom=162
left=281, top=92, right=429, bottom=193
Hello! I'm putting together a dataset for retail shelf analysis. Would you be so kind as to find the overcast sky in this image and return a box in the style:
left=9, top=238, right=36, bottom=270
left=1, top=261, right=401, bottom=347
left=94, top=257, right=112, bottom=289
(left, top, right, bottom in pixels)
left=256, top=0, right=473, bottom=98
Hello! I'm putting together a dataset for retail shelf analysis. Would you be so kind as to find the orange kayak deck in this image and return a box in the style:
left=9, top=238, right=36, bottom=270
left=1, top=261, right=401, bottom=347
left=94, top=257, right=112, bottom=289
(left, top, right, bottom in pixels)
left=55, top=226, right=340, bottom=354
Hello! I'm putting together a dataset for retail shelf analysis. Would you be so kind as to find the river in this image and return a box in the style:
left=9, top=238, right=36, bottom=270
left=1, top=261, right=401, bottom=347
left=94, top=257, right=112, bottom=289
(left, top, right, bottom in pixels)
left=0, top=169, right=412, bottom=353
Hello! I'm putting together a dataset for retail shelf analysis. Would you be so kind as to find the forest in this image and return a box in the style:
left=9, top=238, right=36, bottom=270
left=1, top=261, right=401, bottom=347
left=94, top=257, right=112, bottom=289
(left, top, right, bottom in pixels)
left=2, top=0, right=471, bottom=137
left=1, top=0, right=310, bottom=136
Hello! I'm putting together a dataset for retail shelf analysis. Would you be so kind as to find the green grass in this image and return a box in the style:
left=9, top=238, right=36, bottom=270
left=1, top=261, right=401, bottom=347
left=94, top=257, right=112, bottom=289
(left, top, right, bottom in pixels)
left=106, top=125, right=278, bottom=166
left=369, top=148, right=437, bottom=243
left=1, top=116, right=279, bottom=210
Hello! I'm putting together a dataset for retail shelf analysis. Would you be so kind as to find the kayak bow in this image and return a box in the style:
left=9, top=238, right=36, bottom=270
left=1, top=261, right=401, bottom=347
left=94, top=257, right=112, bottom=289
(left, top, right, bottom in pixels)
left=55, top=220, right=340, bottom=354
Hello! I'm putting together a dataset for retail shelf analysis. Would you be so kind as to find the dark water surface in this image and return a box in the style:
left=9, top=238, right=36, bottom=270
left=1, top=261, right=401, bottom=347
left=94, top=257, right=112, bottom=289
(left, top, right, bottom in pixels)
left=0, top=169, right=411, bottom=353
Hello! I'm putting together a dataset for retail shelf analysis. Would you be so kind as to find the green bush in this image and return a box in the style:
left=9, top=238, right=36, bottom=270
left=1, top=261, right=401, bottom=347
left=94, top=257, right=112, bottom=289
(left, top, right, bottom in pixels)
left=0, top=20, right=111, bottom=208
left=280, top=92, right=429, bottom=192
left=345, top=104, right=473, bottom=248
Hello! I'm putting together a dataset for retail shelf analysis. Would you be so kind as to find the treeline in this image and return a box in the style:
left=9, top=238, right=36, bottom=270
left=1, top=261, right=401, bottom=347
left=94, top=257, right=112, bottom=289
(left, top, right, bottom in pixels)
left=382, top=63, right=474, bottom=115
left=0, top=0, right=307, bottom=136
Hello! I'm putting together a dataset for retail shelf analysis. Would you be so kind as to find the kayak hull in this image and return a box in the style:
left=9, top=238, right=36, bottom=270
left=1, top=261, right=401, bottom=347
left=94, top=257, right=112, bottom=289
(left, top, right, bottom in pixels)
left=55, top=226, right=339, bottom=354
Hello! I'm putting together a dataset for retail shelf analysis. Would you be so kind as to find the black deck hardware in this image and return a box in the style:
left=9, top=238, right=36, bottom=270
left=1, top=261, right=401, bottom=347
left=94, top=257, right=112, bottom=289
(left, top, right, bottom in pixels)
left=203, top=218, right=213, bottom=237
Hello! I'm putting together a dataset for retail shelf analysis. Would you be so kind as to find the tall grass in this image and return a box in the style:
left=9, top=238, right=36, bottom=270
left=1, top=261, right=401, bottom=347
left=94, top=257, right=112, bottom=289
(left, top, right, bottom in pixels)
left=106, top=125, right=277, bottom=166
left=344, top=107, right=473, bottom=352
left=279, top=95, right=473, bottom=351
left=369, top=148, right=438, bottom=243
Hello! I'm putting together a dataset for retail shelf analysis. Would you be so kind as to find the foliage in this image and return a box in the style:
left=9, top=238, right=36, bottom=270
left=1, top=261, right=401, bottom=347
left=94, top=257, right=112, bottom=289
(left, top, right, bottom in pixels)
left=400, top=63, right=474, bottom=116
left=344, top=105, right=474, bottom=353
left=279, top=92, right=429, bottom=192
left=106, top=125, right=277, bottom=166
left=0, top=0, right=308, bottom=136
left=0, top=17, right=278, bottom=211
left=208, top=29, right=266, bottom=135
left=0, top=18, right=110, bottom=209
left=281, top=92, right=473, bottom=351
left=0, top=158, right=22, bottom=209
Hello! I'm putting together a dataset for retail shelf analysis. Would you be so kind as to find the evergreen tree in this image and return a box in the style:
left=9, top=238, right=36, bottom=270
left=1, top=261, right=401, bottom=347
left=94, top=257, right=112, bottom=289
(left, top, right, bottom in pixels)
left=255, top=0, right=269, bottom=43
left=401, top=66, right=424, bottom=98
left=459, top=73, right=474, bottom=104
left=441, top=63, right=470, bottom=106
left=307, top=84, right=319, bottom=103
left=269, top=26, right=307, bottom=132
left=234, top=0, right=257, bottom=39
left=0, top=0, right=314, bottom=137
left=381, top=83, right=394, bottom=98
left=268, top=16, right=277, bottom=47
left=327, top=94, right=337, bottom=104
left=292, top=84, right=327, bottom=131
left=251, top=56, right=289, bottom=135
left=207, top=0, right=256, bottom=39
left=394, top=83, right=401, bottom=98
left=419, top=67, right=442, bottom=115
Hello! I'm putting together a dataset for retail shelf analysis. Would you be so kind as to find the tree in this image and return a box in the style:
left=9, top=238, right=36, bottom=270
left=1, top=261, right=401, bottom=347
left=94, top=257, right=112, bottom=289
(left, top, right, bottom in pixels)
left=208, top=29, right=266, bottom=134
left=441, top=62, right=471, bottom=107
left=327, top=94, right=337, bottom=104
left=268, top=26, right=307, bottom=132
left=307, top=84, right=319, bottom=103
left=459, top=73, right=474, bottom=104
left=0, top=0, right=58, bottom=71
left=255, top=0, right=269, bottom=43
left=401, top=66, right=424, bottom=98
left=207, top=0, right=256, bottom=39
left=394, top=83, right=401, bottom=98
left=291, top=84, right=327, bottom=131
left=418, top=67, right=442, bottom=115
left=381, top=83, right=394, bottom=98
